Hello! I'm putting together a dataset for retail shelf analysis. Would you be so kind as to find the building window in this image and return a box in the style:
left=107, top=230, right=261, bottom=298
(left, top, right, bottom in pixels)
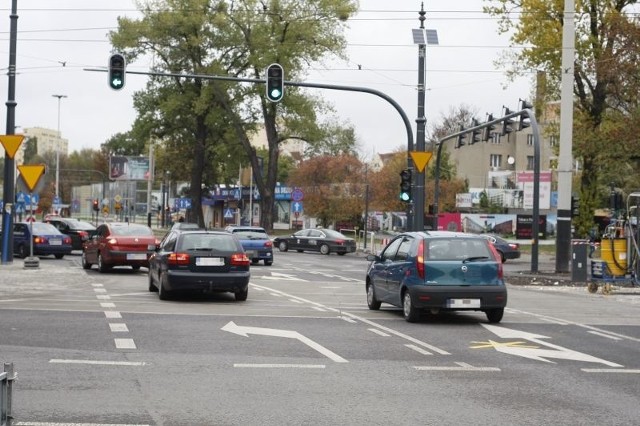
left=527, top=134, right=534, bottom=146
left=527, top=156, right=534, bottom=170
left=491, top=133, right=501, bottom=144
left=549, top=135, right=558, bottom=147
left=490, top=154, right=502, bottom=169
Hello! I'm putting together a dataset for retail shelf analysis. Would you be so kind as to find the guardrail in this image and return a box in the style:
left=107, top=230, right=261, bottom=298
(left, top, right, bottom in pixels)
left=1, top=363, right=16, bottom=426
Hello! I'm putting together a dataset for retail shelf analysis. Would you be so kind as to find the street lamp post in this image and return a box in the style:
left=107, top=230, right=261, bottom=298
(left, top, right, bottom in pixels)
left=52, top=94, right=67, bottom=210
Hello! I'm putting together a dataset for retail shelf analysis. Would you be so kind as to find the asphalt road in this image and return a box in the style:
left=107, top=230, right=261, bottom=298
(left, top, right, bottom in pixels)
left=1, top=251, right=639, bottom=425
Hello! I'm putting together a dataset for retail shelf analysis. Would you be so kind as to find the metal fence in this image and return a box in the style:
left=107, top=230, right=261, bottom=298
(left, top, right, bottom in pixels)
left=1, top=363, right=16, bottom=426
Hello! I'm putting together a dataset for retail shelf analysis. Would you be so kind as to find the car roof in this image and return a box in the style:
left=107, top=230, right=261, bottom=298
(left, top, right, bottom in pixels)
left=398, top=231, right=484, bottom=239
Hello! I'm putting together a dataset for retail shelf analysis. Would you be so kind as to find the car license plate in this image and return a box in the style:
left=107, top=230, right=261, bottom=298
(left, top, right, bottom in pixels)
left=447, top=298, right=481, bottom=308
left=245, top=250, right=255, bottom=258
left=49, top=239, right=62, bottom=246
left=126, top=253, right=147, bottom=260
left=196, top=257, right=224, bottom=266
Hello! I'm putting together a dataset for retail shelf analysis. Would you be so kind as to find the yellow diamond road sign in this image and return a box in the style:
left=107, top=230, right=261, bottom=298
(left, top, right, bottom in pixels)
left=17, top=164, right=46, bottom=192
left=0, top=134, right=25, bottom=159
left=410, top=151, right=433, bottom=173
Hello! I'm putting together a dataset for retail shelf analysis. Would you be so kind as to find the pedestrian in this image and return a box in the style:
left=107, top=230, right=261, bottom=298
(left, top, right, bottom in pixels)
left=588, top=227, right=597, bottom=258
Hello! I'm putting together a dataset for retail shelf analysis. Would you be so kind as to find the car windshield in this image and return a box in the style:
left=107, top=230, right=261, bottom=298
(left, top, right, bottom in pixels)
left=427, top=238, right=492, bottom=260
left=234, top=230, right=269, bottom=239
left=72, top=221, right=96, bottom=230
left=110, top=225, right=153, bottom=236
left=179, top=234, right=238, bottom=251
left=31, top=222, right=61, bottom=234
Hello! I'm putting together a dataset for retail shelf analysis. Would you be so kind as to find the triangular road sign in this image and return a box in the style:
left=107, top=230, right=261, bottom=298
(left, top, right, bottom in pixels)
left=17, top=164, right=46, bottom=192
left=410, top=151, right=433, bottom=173
left=0, top=134, right=25, bottom=159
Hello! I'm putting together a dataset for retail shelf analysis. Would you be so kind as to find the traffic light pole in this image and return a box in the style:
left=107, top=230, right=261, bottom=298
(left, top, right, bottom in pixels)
left=86, top=66, right=418, bottom=229
left=433, top=109, right=541, bottom=273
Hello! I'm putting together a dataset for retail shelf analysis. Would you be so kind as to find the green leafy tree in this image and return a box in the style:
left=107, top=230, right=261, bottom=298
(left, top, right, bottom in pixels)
left=110, top=0, right=357, bottom=230
left=485, top=0, right=640, bottom=235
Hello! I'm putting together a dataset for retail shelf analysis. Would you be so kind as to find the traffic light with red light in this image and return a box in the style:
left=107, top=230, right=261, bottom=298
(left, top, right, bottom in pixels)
left=93, top=199, right=99, bottom=212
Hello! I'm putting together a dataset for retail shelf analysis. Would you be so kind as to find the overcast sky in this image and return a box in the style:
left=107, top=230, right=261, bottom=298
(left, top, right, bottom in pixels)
left=1, top=0, right=531, bottom=158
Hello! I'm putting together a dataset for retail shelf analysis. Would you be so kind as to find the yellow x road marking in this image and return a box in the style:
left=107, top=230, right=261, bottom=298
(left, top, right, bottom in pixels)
left=470, top=340, right=539, bottom=350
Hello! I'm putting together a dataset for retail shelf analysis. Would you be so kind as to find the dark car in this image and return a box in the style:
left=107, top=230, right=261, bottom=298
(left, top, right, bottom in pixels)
left=274, top=228, right=356, bottom=255
left=481, top=234, right=521, bottom=263
left=225, top=225, right=273, bottom=265
left=82, top=222, right=159, bottom=272
left=45, top=217, right=96, bottom=250
left=12, top=222, right=73, bottom=259
left=365, top=231, right=507, bottom=323
left=148, top=230, right=250, bottom=301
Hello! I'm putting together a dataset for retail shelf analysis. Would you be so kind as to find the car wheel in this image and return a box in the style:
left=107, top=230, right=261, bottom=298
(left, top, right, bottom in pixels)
left=278, top=241, right=288, bottom=252
left=264, top=260, right=273, bottom=266
left=337, top=252, right=346, bottom=256
left=485, top=308, right=504, bottom=323
left=403, top=291, right=419, bottom=323
left=366, top=283, right=381, bottom=310
left=132, top=265, right=141, bottom=271
left=19, top=244, right=29, bottom=259
left=158, top=273, right=171, bottom=300
left=148, top=271, right=157, bottom=292
left=235, top=287, right=249, bottom=301
left=320, top=244, right=330, bottom=255
left=81, top=251, right=92, bottom=270
left=97, top=253, right=110, bottom=273
left=54, top=254, right=64, bottom=259
left=251, top=259, right=259, bottom=265
left=498, top=250, right=506, bottom=263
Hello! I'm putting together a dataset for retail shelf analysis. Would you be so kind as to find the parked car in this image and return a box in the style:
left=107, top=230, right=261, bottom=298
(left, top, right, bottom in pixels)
left=45, top=217, right=96, bottom=250
left=365, top=231, right=507, bottom=323
left=12, top=222, right=72, bottom=259
left=225, top=225, right=273, bottom=265
left=273, top=228, right=356, bottom=255
left=82, top=222, right=159, bottom=272
left=480, top=234, right=521, bottom=263
left=170, top=222, right=203, bottom=231
left=148, top=230, right=250, bottom=301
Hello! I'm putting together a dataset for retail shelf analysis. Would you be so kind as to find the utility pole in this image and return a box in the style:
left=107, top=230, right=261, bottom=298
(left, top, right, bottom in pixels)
left=52, top=94, right=67, bottom=209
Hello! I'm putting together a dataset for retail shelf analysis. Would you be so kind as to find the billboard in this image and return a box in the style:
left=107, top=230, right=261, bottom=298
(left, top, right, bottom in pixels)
left=110, top=156, right=150, bottom=181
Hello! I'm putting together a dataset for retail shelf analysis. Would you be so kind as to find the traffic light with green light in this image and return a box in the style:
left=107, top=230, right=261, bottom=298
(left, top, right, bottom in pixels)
left=399, top=169, right=412, bottom=202
left=108, top=53, right=126, bottom=90
left=266, top=63, right=284, bottom=102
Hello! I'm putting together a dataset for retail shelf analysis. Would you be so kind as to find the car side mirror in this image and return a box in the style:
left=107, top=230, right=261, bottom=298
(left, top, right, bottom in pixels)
left=366, top=254, right=379, bottom=262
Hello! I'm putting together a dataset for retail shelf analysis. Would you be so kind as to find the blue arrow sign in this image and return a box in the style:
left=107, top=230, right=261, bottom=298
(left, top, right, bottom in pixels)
left=292, top=201, right=303, bottom=213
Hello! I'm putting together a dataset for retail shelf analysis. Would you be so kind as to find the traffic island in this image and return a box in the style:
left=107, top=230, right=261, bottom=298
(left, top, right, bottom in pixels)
left=23, top=256, right=39, bottom=269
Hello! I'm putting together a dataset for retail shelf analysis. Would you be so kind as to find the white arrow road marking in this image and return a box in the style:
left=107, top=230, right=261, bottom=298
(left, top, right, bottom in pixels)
left=481, top=324, right=622, bottom=367
left=221, top=321, right=348, bottom=363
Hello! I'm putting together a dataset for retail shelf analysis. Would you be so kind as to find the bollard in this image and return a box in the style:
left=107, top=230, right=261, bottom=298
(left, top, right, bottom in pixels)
left=2, top=363, right=16, bottom=426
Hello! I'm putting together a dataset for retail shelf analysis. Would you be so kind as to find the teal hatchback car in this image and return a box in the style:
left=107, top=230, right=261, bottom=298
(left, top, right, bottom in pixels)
left=365, top=231, right=507, bottom=323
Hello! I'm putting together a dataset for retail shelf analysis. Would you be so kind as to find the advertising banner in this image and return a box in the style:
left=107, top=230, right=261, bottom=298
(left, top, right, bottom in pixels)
left=110, top=156, right=150, bottom=180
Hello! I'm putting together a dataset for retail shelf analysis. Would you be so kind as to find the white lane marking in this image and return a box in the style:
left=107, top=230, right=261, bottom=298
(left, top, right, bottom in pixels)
left=261, top=272, right=308, bottom=282
left=414, top=362, right=500, bottom=372
left=104, top=311, right=122, bottom=319
left=109, top=323, right=129, bottom=332
left=100, top=302, right=116, bottom=308
left=339, top=316, right=357, bottom=324
left=96, top=295, right=111, bottom=300
left=482, top=324, right=622, bottom=367
left=222, top=321, right=348, bottom=363
left=91, top=284, right=104, bottom=287
left=114, top=338, right=136, bottom=349
left=506, top=308, right=640, bottom=343
left=368, top=328, right=390, bottom=337
left=251, top=283, right=450, bottom=355
left=288, top=298, right=303, bottom=304
left=582, top=368, right=640, bottom=374
left=588, top=330, right=623, bottom=341
left=93, top=288, right=107, bottom=293
left=234, top=364, right=326, bottom=369
left=321, top=286, right=341, bottom=289
left=405, top=344, right=433, bottom=355
left=49, top=359, right=145, bottom=366
left=312, top=306, right=327, bottom=312
left=269, top=293, right=282, bottom=297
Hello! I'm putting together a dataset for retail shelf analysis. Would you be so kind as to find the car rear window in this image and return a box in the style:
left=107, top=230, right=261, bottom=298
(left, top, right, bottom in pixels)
left=427, top=238, right=492, bottom=261
left=179, top=234, right=239, bottom=251
left=234, top=230, right=269, bottom=239
left=111, top=225, right=153, bottom=236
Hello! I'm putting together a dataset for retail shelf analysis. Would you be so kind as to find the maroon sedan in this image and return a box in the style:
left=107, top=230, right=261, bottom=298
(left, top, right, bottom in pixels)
left=82, top=222, right=159, bottom=272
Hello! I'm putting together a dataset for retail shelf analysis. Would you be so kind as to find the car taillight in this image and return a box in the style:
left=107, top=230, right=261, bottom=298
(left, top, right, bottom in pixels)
left=107, top=238, right=118, bottom=245
left=78, top=231, right=89, bottom=240
left=34, top=236, right=46, bottom=244
left=63, top=237, right=71, bottom=244
left=488, top=244, right=504, bottom=279
left=416, top=240, right=425, bottom=279
left=335, top=239, right=344, bottom=245
left=168, top=253, right=190, bottom=265
left=264, top=240, right=273, bottom=248
left=509, top=243, right=519, bottom=250
left=231, top=253, right=250, bottom=266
